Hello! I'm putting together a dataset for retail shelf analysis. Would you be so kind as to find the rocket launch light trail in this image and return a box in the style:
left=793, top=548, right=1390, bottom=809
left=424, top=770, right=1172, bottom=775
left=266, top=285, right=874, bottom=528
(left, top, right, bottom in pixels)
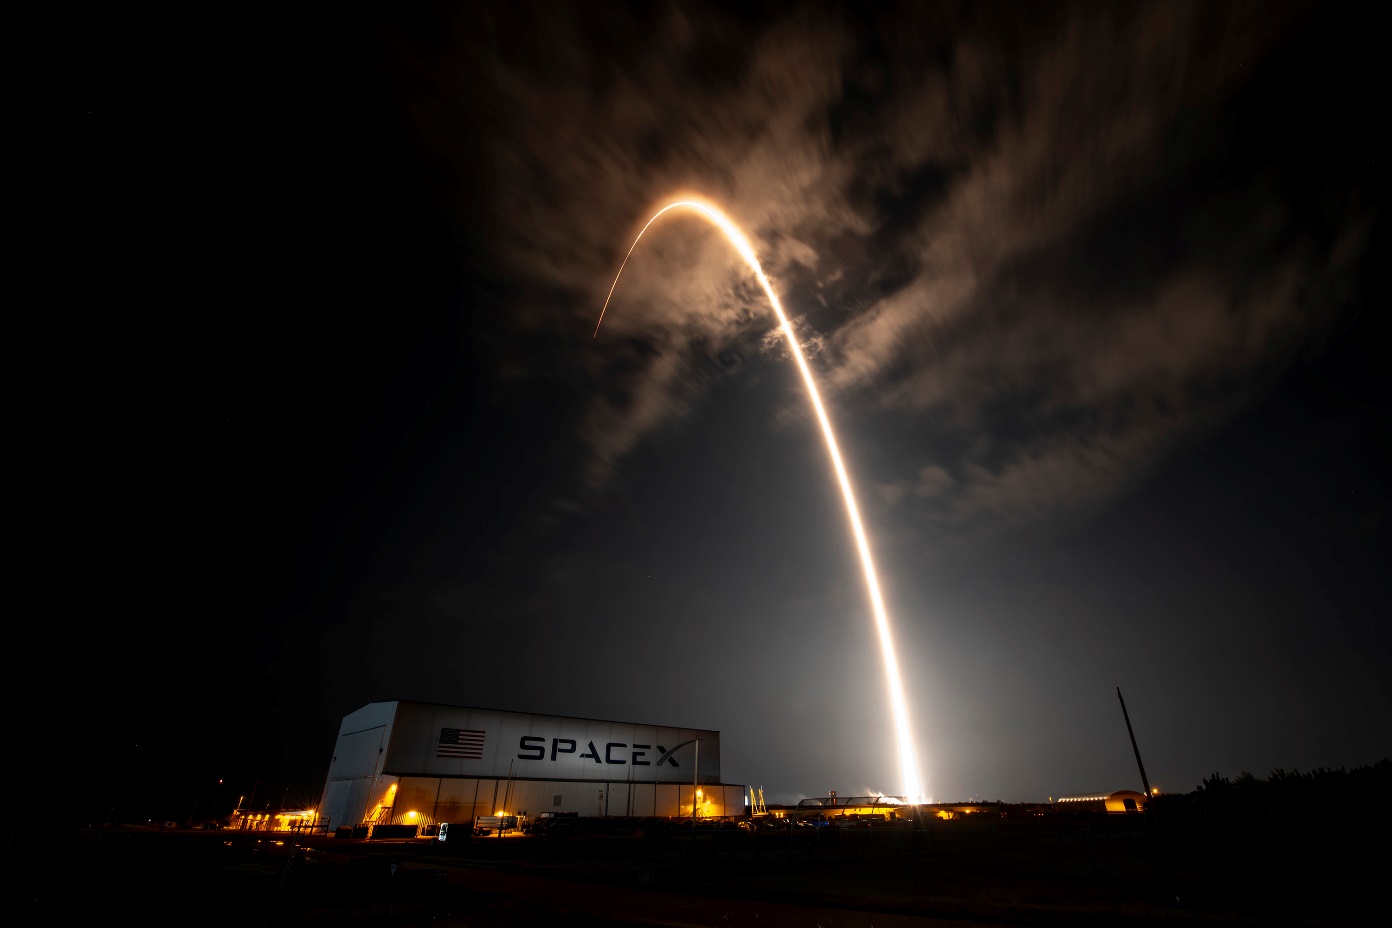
left=595, top=198, right=925, bottom=801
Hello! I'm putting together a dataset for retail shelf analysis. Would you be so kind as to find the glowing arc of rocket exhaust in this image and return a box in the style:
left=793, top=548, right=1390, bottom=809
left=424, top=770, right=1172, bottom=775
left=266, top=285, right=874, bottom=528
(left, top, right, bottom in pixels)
left=595, top=199, right=925, bottom=801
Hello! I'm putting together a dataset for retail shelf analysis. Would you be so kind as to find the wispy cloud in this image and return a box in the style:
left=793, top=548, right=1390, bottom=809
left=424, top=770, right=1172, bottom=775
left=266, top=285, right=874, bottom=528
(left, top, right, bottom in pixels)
left=411, top=1, right=1366, bottom=528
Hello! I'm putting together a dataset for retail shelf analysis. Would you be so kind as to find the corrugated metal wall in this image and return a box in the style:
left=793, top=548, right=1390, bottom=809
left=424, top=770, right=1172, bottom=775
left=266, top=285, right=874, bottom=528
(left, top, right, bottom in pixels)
left=320, top=702, right=745, bottom=827
left=383, top=701, right=720, bottom=784
left=393, top=777, right=747, bottom=827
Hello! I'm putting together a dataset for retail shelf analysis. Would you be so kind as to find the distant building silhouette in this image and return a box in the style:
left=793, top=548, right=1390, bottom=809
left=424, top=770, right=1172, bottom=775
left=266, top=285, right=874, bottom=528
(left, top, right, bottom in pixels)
left=1052, top=789, right=1148, bottom=813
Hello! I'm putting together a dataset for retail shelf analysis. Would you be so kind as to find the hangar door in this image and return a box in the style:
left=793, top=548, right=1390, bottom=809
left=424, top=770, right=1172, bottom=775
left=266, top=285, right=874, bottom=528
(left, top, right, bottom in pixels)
left=320, top=724, right=387, bottom=827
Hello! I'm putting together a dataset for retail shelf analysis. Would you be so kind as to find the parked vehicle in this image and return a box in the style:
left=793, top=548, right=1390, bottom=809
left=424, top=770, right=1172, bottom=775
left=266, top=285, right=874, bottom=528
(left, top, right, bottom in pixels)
left=473, top=815, right=518, bottom=836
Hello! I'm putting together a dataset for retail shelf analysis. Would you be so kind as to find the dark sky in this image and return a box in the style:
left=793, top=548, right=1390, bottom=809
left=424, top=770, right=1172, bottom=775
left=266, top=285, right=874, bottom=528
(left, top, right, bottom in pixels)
left=50, top=1, right=1385, bottom=818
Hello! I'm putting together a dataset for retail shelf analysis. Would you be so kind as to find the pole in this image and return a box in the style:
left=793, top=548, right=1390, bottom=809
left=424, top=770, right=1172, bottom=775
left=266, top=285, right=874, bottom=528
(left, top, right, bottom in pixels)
left=430, top=777, right=443, bottom=833
left=1116, top=687, right=1153, bottom=798
left=691, top=739, right=700, bottom=845
left=244, top=781, right=260, bottom=831
left=655, top=738, right=702, bottom=842
left=1117, top=688, right=1179, bottom=903
left=498, top=759, right=514, bottom=839
left=268, top=836, right=298, bottom=927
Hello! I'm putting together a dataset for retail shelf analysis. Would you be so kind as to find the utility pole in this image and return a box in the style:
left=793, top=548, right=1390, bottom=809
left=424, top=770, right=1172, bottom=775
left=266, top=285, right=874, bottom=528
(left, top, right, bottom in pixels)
left=654, top=737, right=702, bottom=846
left=691, top=738, right=700, bottom=845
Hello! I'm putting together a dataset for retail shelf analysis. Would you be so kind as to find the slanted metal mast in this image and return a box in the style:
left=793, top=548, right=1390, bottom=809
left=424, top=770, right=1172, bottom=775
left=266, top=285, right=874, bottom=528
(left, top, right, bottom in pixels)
left=1116, top=687, right=1153, bottom=798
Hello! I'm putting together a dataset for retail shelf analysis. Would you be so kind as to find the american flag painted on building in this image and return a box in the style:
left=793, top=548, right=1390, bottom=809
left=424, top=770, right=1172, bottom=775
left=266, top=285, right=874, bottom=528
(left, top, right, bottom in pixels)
left=437, top=727, right=485, bottom=759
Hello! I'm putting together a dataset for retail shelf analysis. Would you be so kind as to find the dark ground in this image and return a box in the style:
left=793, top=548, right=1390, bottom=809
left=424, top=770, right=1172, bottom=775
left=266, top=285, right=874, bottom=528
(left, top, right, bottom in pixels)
left=5, top=810, right=1385, bottom=927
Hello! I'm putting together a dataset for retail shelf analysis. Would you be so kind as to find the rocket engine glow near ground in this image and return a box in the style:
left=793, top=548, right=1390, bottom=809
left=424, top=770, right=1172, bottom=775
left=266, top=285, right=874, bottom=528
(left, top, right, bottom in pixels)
left=595, top=199, right=925, bottom=801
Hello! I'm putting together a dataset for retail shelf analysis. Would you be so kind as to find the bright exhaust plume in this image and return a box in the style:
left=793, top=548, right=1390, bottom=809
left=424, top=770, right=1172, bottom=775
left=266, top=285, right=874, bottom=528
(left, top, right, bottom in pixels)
left=595, top=198, right=925, bottom=801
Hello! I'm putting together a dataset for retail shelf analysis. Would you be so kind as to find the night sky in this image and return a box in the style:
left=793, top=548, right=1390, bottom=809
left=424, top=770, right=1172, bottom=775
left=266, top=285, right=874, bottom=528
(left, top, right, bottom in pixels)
left=49, top=2, right=1385, bottom=820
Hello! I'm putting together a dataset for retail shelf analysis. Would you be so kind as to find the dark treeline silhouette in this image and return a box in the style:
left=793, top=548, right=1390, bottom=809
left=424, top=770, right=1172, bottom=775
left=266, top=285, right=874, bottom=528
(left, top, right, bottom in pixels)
left=1156, top=757, right=1390, bottom=825
left=1139, top=757, right=1390, bottom=920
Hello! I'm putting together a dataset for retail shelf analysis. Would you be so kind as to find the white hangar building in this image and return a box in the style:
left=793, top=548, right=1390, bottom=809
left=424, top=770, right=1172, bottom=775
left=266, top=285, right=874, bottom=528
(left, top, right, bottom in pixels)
left=318, top=700, right=747, bottom=831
